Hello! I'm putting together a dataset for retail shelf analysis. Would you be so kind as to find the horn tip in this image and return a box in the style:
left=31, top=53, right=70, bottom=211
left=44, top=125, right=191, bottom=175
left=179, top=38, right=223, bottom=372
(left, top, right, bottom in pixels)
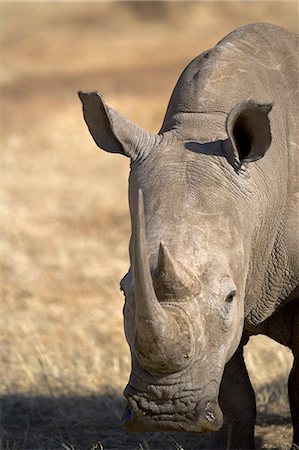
left=158, top=241, right=170, bottom=260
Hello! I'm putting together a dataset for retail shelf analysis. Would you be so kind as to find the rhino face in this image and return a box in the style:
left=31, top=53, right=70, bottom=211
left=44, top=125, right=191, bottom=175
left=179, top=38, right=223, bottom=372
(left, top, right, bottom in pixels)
left=120, top=183, right=244, bottom=433
left=78, top=91, right=272, bottom=433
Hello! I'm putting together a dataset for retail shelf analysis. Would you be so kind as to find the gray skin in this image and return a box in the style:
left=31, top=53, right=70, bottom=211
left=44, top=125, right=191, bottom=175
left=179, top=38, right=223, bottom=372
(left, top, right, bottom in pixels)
left=79, top=23, right=299, bottom=449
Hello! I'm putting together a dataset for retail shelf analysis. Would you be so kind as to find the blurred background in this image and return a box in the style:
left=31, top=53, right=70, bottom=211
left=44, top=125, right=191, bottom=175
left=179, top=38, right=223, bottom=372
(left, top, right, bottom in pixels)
left=1, top=2, right=297, bottom=449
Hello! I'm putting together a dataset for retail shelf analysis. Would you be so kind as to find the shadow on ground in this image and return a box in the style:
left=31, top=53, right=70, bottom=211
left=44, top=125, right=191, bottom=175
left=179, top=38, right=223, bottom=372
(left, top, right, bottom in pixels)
left=0, top=392, right=217, bottom=450
left=0, top=382, right=291, bottom=450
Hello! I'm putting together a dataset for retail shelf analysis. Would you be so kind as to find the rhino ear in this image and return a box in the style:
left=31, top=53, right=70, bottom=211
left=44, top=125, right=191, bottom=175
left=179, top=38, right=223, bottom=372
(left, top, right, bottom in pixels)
left=78, top=91, right=157, bottom=162
left=225, top=101, right=273, bottom=169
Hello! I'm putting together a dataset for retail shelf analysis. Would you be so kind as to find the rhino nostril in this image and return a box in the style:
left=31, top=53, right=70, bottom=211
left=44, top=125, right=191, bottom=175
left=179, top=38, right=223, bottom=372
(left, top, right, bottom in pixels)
left=122, top=404, right=133, bottom=425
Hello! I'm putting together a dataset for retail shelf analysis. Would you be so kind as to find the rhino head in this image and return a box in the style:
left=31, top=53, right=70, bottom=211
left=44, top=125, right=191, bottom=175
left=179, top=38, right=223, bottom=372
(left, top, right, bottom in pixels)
left=78, top=91, right=272, bottom=433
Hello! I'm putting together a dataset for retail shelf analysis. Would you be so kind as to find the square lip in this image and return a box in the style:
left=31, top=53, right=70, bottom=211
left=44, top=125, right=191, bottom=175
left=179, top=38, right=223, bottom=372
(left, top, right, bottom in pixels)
left=121, top=402, right=223, bottom=434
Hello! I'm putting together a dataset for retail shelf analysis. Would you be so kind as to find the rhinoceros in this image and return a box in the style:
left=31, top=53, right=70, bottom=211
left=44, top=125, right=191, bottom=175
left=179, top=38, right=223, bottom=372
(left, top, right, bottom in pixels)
left=79, top=23, right=299, bottom=449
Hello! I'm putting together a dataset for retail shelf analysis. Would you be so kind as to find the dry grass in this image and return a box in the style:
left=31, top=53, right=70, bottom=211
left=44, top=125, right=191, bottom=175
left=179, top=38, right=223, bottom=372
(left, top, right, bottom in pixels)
left=1, top=2, right=297, bottom=449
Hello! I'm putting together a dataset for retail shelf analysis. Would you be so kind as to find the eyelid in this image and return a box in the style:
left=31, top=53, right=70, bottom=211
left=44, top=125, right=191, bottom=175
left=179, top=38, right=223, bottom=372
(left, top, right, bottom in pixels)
left=223, top=279, right=236, bottom=295
left=225, top=283, right=237, bottom=302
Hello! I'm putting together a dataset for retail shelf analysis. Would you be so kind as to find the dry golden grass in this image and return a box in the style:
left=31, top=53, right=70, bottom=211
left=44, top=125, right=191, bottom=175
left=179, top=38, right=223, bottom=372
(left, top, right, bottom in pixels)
left=1, top=3, right=297, bottom=449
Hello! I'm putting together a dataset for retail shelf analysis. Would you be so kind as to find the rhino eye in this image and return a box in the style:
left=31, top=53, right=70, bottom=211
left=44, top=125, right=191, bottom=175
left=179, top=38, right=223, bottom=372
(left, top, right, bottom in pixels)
left=225, top=290, right=236, bottom=303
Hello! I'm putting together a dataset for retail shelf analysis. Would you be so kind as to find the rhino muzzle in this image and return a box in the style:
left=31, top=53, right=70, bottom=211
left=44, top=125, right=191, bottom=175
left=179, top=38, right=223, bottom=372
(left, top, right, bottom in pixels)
left=132, top=190, right=199, bottom=373
left=122, top=357, right=224, bottom=434
left=122, top=393, right=223, bottom=433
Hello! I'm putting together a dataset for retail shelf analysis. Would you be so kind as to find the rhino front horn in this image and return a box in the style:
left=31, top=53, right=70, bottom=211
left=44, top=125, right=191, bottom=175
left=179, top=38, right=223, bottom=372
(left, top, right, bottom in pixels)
left=154, top=242, right=200, bottom=300
left=133, top=189, right=194, bottom=373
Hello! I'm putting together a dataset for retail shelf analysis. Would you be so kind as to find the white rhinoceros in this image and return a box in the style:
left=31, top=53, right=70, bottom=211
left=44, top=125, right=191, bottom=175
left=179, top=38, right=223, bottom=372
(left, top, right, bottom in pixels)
left=79, top=23, right=299, bottom=449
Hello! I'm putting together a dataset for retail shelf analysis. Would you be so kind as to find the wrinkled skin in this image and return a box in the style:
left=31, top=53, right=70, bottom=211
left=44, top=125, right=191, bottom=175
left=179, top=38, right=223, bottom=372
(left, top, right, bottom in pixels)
left=79, top=23, right=299, bottom=449
left=121, top=139, right=248, bottom=434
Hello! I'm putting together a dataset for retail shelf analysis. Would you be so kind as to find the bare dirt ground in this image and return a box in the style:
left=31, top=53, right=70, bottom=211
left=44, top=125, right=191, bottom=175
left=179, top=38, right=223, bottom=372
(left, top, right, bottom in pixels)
left=1, top=2, right=298, bottom=449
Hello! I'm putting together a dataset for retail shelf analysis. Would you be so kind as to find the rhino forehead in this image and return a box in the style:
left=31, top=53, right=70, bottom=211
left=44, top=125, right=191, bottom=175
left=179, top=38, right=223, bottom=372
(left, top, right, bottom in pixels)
left=130, top=142, right=250, bottom=222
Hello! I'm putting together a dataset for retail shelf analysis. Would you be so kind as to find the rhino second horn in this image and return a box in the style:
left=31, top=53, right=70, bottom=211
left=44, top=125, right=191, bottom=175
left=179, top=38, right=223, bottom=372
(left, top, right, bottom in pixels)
left=154, top=242, right=200, bottom=300
left=133, top=189, right=194, bottom=372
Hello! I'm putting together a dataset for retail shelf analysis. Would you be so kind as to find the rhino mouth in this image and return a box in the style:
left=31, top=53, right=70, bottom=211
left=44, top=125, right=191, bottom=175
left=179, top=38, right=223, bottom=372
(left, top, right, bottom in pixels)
left=122, top=388, right=223, bottom=433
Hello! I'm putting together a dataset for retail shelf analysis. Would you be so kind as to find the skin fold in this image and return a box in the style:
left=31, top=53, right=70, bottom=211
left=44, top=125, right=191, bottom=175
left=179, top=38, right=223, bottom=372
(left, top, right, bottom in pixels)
left=79, top=23, right=299, bottom=449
